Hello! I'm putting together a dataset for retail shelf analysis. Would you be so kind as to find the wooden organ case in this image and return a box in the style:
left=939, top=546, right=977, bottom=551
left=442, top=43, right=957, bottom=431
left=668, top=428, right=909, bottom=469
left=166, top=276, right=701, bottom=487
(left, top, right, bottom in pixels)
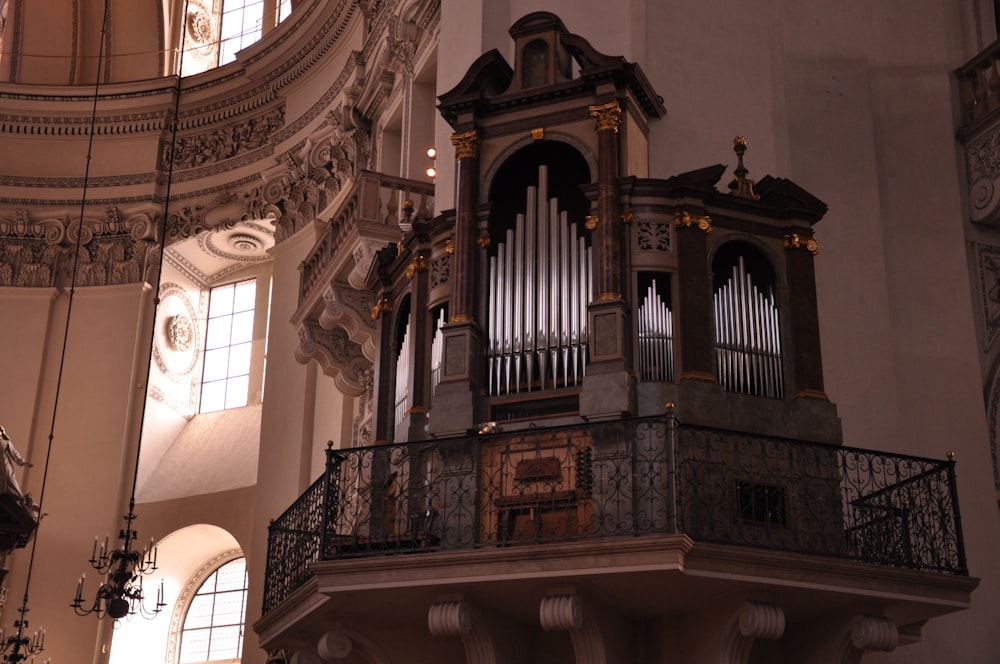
left=366, top=11, right=843, bottom=547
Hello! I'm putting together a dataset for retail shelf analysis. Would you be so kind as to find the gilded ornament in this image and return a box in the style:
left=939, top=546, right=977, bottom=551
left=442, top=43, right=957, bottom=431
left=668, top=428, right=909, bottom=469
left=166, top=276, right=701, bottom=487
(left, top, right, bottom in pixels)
left=445, top=239, right=455, bottom=255
left=405, top=255, right=429, bottom=280
left=784, top=233, right=819, bottom=255
left=588, top=101, right=622, bottom=133
left=674, top=211, right=712, bottom=233
left=449, top=313, right=474, bottom=323
left=531, top=127, right=545, bottom=140
left=450, top=130, right=480, bottom=160
left=597, top=292, right=623, bottom=302
left=371, top=297, right=393, bottom=320
left=477, top=234, right=491, bottom=248
left=585, top=215, right=599, bottom=230
left=620, top=210, right=634, bottom=224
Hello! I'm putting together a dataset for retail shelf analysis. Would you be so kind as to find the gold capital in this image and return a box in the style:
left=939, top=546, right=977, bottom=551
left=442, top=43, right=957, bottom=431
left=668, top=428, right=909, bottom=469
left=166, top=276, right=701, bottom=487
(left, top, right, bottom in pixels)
left=450, top=130, right=480, bottom=160
left=371, top=297, right=393, bottom=320
left=674, top=211, right=712, bottom=233
left=585, top=215, right=599, bottom=230
left=405, top=255, right=429, bottom=280
left=445, top=239, right=455, bottom=255
left=589, top=101, right=622, bottom=133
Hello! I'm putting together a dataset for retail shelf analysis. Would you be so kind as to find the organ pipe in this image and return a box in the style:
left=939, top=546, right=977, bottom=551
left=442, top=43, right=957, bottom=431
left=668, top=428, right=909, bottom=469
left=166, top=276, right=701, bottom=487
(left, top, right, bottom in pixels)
left=713, top=256, right=783, bottom=398
left=637, top=278, right=674, bottom=382
left=487, top=165, right=592, bottom=396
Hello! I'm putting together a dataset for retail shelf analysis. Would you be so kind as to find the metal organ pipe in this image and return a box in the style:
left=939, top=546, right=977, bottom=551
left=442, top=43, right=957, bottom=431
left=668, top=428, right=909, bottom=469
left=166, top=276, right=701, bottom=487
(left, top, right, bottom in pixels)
left=486, top=165, right=592, bottom=396
left=637, top=279, right=674, bottom=382
left=394, top=320, right=411, bottom=424
left=712, top=256, right=783, bottom=398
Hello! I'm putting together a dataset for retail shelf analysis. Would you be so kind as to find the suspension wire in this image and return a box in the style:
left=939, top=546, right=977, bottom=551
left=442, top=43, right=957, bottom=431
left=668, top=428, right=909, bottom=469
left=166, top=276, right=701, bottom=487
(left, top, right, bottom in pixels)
left=5, top=0, right=113, bottom=648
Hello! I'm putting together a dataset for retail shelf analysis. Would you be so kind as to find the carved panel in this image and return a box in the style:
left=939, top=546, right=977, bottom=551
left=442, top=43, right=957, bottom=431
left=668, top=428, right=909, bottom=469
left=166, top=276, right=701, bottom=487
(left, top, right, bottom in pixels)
left=976, top=243, right=1000, bottom=347
left=967, top=126, right=1000, bottom=225
left=162, top=107, right=285, bottom=170
left=296, top=321, right=371, bottom=396
left=636, top=219, right=671, bottom=252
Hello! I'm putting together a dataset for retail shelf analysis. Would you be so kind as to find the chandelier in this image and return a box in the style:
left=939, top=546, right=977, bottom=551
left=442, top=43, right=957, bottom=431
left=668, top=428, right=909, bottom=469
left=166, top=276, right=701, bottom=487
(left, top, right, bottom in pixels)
left=0, top=605, right=46, bottom=664
left=70, top=503, right=164, bottom=620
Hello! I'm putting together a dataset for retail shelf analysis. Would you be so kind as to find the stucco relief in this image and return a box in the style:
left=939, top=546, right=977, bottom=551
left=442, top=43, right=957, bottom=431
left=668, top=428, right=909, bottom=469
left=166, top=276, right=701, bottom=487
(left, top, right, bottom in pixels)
left=967, top=126, right=1000, bottom=225
left=167, top=188, right=279, bottom=241
left=153, top=284, right=201, bottom=380
left=295, top=321, right=371, bottom=397
left=977, top=243, right=1000, bottom=348
left=0, top=206, right=159, bottom=287
left=162, top=107, right=284, bottom=170
left=266, top=108, right=372, bottom=244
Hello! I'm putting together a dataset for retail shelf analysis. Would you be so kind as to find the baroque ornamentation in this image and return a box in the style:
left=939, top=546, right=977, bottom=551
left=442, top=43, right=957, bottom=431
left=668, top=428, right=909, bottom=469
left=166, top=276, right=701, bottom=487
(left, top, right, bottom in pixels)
left=976, top=243, right=1000, bottom=347
left=430, top=253, right=450, bottom=289
left=674, top=210, right=712, bottom=233
left=967, top=125, right=1000, bottom=224
left=162, top=107, right=285, bottom=170
left=784, top=233, right=819, bottom=255
left=295, top=322, right=371, bottom=397
left=451, top=130, right=479, bottom=160
left=636, top=220, right=671, bottom=252
left=167, top=314, right=194, bottom=352
left=588, top=100, right=622, bottom=133
left=0, top=207, right=159, bottom=288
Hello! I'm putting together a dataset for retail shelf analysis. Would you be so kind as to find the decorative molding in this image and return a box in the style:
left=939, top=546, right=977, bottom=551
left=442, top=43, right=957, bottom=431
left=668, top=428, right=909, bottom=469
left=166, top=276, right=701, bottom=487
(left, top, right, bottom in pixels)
left=674, top=211, right=712, bottom=233
left=636, top=220, right=670, bottom=252
left=539, top=593, right=612, bottom=664
left=967, top=124, right=1000, bottom=224
left=784, top=232, right=819, bottom=255
left=588, top=100, right=622, bottom=133
left=719, top=602, right=785, bottom=664
left=162, top=107, right=285, bottom=170
left=165, top=549, right=244, bottom=664
left=428, top=600, right=501, bottom=664
left=315, top=625, right=391, bottom=663
left=0, top=207, right=159, bottom=288
left=430, top=253, right=450, bottom=289
left=318, top=283, right=378, bottom=362
left=451, top=130, right=479, bottom=160
left=295, top=321, right=372, bottom=397
left=836, top=615, right=897, bottom=663
left=977, top=243, right=1000, bottom=348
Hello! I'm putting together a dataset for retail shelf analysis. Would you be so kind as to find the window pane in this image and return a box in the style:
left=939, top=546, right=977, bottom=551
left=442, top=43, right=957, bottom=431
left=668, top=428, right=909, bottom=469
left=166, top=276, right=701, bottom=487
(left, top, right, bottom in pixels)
left=184, top=595, right=215, bottom=630
left=203, top=347, right=230, bottom=382
left=215, top=559, right=246, bottom=591
left=205, top=316, right=233, bottom=351
left=201, top=381, right=226, bottom=413
left=227, top=342, right=252, bottom=377
left=212, top=590, right=245, bottom=625
left=233, top=281, right=256, bottom=312
left=208, top=285, right=234, bottom=318
left=230, top=310, right=254, bottom=344
left=179, top=628, right=210, bottom=662
left=224, top=375, right=249, bottom=409
left=207, top=625, right=243, bottom=659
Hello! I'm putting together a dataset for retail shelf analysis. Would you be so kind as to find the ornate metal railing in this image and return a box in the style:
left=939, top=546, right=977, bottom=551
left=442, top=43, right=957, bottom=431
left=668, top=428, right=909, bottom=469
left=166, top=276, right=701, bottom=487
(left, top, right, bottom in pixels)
left=262, top=416, right=967, bottom=613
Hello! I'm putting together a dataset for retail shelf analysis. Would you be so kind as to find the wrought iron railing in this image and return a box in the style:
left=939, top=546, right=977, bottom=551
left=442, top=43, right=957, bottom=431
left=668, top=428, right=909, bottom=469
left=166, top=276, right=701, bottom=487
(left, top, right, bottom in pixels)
left=262, top=416, right=967, bottom=613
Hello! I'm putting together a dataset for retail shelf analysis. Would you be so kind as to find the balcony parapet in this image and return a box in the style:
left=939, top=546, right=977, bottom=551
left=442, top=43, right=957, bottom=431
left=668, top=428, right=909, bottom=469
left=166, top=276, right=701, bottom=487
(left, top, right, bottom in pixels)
left=261, top=416, right=968, bottom=615
left=296, top=170, right=435, bottom=311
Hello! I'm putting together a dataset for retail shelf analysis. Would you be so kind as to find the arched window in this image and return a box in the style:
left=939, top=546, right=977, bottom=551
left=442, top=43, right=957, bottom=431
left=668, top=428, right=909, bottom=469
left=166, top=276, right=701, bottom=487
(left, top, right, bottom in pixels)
left=178, top=557, right=249, bottom=663
left=182, top=0, right=293, bottom=76
left=712, top=242, right=783, bottom=398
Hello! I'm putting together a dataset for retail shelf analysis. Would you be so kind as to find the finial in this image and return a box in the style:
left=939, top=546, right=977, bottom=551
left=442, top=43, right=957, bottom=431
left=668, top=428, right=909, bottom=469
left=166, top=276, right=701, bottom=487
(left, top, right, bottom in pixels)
left=729, top=136, right=760, bottom=200
left=946, top=451, right=955, bottom=460
left=327, top=440, right=334, bottom=449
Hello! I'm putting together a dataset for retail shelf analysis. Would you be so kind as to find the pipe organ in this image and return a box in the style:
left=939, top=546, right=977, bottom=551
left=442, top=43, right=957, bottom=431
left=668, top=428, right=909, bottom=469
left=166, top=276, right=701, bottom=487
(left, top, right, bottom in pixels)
left=394, top=321, right=411, bottom=424
left=637, top=278, right=674, bottom=382
left=713, top=255, right=783, bottom=398
left=487, top=165, right=593, bottom=396
left=430, top=308, right=446, bottom=394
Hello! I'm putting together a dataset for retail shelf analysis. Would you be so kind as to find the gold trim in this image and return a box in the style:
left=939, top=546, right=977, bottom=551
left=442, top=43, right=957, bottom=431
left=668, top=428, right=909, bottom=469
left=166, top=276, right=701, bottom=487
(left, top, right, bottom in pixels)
left=679, top=370, right=716, bottom=383
left=784, top=233, right=819, bottom=255
left=597, top=291, right=622, bottom=302
left=794, top=389, right=829, bottom=401
left=449, top=313, right=475, bottom=323
left=674, top=211, right=712, bottom=233
left=405, top=255, right=429, bottom=280
left=620, top=210, right=634, bottom=224
left=585, top=215, right=599, bottom=230
left=589, top=101, right=622, bottom=133
left=531, top=127, right=545, bottom=140
left=477, top=234, right=491, bottom=248
left=404, top=406, right=427, bottom=416
left=450, top=130, right=480, bottom=160
left=371, top=297, right=393, bottom=320
left=445, top=239, right=455, bottom=255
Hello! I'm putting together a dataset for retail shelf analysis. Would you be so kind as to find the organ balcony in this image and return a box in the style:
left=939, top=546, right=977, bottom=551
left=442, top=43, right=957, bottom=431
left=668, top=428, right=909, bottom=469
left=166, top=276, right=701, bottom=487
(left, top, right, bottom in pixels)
left=255, top=414, right=975, bottom=660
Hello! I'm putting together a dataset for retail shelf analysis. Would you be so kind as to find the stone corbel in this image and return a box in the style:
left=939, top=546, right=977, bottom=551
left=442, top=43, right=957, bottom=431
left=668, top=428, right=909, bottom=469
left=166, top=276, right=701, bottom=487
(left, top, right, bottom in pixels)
left=428, top=600, right=502, bottom=664
left=319, top=283, right=377, bottom=361
left=718, top=602, right=785, bottom=664
left=316, top=626, right=390, bottom=664
left=295, top=321, right=372, bottom=397
left=835, top=615, right=898, bottom=664
left=539, top=591, right=630, bottom=664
